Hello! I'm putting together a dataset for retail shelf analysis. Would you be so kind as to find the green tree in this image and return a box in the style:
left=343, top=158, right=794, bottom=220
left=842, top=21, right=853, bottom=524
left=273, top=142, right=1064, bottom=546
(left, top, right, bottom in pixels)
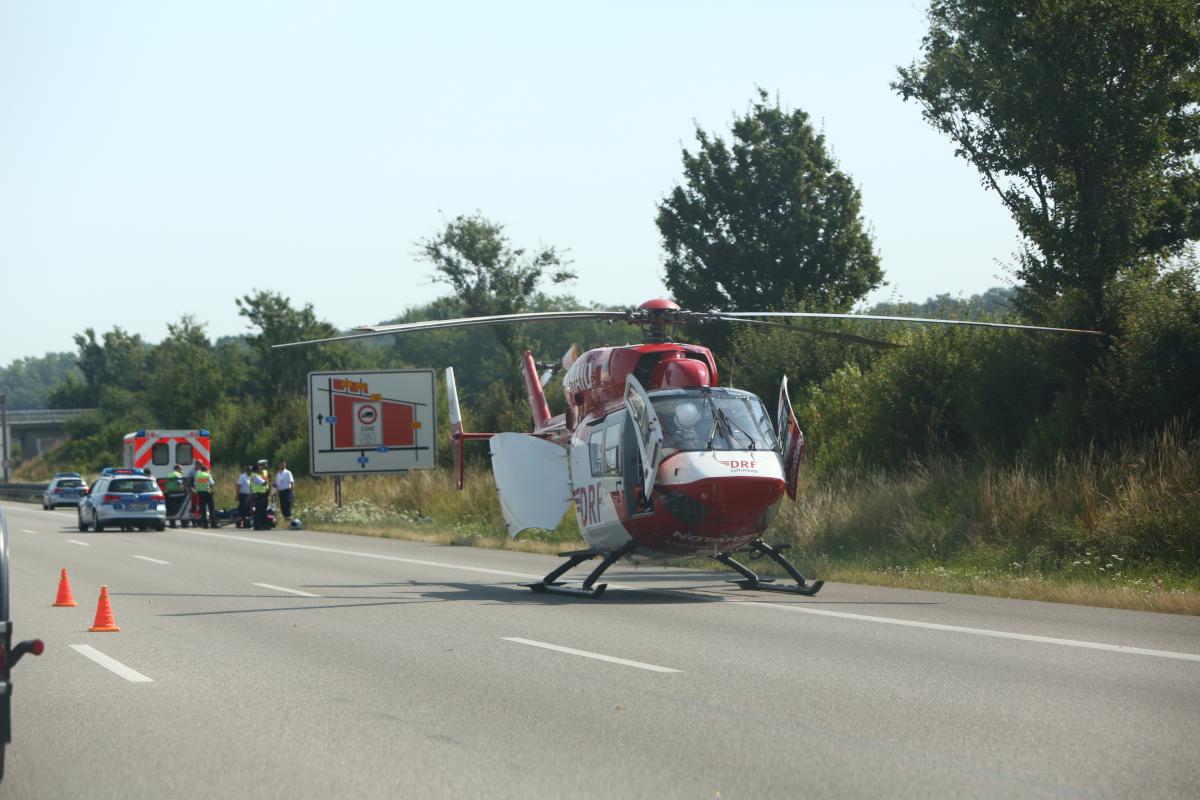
left=0, top=353, right=81, bottom=410
left=416, top=213, right=575, bottom=382
left=656, top=89, right=883, bottom=316
left=1088, top=259, right=1200, bottom=436
left=49, top=327, right=150, bottom=408
left=894, top=0, right=1200, bottom=328
left=145, top=316, right=226, bottom=426
left=235, top=291, right=348, bottom=400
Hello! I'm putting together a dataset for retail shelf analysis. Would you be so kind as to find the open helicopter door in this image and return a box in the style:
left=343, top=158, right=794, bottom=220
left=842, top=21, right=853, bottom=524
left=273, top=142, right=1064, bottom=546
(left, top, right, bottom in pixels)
left=489, top=433, right=571, bottom=539
left=776, top=376, right=805, bottom=500
left=623, top=375, right=664, bottom=511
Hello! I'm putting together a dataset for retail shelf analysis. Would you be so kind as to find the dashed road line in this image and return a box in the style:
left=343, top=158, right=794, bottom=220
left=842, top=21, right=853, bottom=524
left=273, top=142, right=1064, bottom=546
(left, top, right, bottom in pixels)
left=502, top=637, right=681, bottom=673
left=134, top=555, right=171, bottom=565
left=69, top=645, right=153, bottom=683
left=252, top=582, right=322, bottom=598
left=182, top=528, right=1196, bottom=664
left=66, top=539, right=91, bottom=547
left=20, top=529, right=39, bottom=535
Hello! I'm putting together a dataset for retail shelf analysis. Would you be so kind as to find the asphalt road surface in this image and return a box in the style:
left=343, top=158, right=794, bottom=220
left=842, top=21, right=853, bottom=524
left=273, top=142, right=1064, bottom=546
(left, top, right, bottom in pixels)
left=2, top=500, right=1198, bottom=799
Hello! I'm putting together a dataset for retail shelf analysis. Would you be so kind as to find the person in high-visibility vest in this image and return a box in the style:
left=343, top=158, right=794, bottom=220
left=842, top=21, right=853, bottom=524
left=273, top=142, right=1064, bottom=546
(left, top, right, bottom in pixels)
left=165, top=464, right=187, bottom=528
left=250, top=464, right=269, bottom=530
left=194, top=463, right=216, bottom=528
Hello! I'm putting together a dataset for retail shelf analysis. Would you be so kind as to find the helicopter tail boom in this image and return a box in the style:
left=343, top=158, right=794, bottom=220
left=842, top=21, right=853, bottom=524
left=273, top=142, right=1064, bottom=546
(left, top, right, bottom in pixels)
left=523, top=351, right=553, bottom=432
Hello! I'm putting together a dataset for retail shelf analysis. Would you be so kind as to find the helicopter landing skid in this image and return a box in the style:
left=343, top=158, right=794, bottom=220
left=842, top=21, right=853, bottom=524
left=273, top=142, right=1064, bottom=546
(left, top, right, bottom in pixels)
left=714, top=539, right=824, bottom=596
left=523, top=542, right=638, bottom=598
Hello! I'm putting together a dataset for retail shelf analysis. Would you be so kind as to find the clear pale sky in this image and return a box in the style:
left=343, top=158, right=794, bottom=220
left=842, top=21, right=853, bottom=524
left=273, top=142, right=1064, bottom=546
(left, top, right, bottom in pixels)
left=0, top=1, right=1023, bottom=367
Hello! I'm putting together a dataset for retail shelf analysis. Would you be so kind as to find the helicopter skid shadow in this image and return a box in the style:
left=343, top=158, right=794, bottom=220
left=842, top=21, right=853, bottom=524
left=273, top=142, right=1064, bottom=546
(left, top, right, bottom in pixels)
left=119, top=582, right=943, bottom=616
left=418, top=580, right=722, bottom=605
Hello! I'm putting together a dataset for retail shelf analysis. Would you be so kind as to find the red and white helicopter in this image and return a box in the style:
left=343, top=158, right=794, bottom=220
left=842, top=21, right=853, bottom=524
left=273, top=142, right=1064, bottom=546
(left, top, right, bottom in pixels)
left=282, top=299, right=1100, bottom=598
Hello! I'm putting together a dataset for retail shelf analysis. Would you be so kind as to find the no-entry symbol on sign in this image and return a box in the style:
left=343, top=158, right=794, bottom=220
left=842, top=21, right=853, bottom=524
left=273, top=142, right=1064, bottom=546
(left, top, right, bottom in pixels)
left=353, top=401, right=382, bottom=447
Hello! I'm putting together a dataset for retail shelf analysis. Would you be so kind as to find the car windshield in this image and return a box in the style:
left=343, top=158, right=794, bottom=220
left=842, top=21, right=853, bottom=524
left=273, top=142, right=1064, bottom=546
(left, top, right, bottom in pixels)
left=58, top=479, right=85, bottom=488
left=107, top=479, right=158, bottom=494
left=650, top=388, right=778, bottom=452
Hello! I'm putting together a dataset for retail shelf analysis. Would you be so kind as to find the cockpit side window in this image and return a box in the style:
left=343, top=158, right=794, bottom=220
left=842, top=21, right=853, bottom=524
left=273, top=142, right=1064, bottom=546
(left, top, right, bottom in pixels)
left=603, top=418, right=622, bottom=475
left=589, top=414, right=625, bottom=477
left=588, top=422, right=605, bottom=476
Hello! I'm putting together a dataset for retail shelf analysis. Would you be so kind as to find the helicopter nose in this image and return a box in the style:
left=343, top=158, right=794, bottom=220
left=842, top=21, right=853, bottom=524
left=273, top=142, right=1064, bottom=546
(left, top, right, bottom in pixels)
left=658, top=475, right=785, bottom=528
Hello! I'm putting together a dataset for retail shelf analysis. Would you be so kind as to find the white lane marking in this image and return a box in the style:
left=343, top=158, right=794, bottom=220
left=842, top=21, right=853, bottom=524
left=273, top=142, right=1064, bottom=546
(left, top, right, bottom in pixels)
left=182, top=528, right=1196, bottom=663
left=252, top=582, right=321, bottom=598
left=20, top=529, right=39, bottom=535
left=744, top=602, right=1200, bottom=663
left=133, top=555, right=170, bottom=565
left=69, top=645, right=154, bottom=683
left=67, top=539, right=91, bottom=547
left=502, top=637, right=681, bottom=673
left=184, top=529, right=542, bottom=580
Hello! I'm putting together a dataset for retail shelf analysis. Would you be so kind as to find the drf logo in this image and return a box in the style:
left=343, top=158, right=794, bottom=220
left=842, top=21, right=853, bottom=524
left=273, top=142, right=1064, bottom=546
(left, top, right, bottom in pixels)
left=573, top=482, right=606, bottom=527
left=564, top=357, right=595, bottom=395
left=717, top=459, right=758, bottom=472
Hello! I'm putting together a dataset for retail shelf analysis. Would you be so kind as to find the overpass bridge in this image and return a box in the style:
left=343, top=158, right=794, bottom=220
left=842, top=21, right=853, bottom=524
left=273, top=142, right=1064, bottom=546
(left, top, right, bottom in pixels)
left=0, top=409, right=94, bottom=479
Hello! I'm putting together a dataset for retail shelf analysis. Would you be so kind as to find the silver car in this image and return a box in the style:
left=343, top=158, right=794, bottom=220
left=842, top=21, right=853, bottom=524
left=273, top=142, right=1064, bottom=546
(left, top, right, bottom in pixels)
left=77, top=470, right=166, bottom=532
left=42, top=474, right=88, bottom=509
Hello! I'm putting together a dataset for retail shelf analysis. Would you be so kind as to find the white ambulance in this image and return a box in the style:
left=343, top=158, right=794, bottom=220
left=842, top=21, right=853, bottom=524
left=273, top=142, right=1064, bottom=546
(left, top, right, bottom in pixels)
left=122, top=429, right=212, bottom=482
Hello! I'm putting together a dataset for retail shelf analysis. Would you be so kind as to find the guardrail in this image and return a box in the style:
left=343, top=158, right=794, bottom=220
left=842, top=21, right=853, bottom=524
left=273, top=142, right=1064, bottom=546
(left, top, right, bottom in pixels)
left=2, top=409, right=92, bottom=426
left=0, top=484, right=47, bottom=504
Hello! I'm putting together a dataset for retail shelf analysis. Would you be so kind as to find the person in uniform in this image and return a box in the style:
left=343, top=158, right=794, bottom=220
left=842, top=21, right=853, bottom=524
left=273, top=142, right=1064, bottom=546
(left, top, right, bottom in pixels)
left=165, top=464, right=186, bottom=528
left=194, top=462, right=216, bottom=528
left=274, top=460, right=295, bottom=523
left=237, top=465, right=252, bottom=521
left=250, top=462, right=269, bottom=530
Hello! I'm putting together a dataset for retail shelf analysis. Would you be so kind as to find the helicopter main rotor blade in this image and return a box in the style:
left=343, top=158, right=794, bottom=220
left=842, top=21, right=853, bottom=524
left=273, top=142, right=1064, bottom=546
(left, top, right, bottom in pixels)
left=717, top=311, right=1104, bottom=336
left=714, top=316, right=904, bottom=349
left=273, top=310, right=631, bottom=349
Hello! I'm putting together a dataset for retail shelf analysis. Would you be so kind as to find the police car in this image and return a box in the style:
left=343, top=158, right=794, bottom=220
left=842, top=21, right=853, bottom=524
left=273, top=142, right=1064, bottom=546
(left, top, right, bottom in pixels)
left=41, top=473, right=88, bottom=510
left=77, top=468, right=167, bottom=532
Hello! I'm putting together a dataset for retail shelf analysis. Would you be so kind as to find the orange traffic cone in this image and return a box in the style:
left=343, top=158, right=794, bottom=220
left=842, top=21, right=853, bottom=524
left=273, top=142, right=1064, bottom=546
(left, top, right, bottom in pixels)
left=89, top=585, right=121, bottom=632
left=53, top=568, right=78, bottom=607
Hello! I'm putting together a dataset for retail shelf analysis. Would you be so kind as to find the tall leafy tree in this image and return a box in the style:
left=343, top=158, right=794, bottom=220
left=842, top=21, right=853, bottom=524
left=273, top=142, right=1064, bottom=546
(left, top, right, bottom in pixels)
left=894, top=0, right=1200, bottom=327
left=145, top=316, right=225, bottom=426
left=49, top=327, right=150, bottom=408
left=656, top=89, right=883, bottom=315
left=235, top=291, right=346, bottom=400
left=416, top=213, right=575, bottom=368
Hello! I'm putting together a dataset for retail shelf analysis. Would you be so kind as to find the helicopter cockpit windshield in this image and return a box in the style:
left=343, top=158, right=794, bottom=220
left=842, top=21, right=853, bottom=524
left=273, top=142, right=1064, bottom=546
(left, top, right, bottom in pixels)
left=650, top=388, right=778, bottom=453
